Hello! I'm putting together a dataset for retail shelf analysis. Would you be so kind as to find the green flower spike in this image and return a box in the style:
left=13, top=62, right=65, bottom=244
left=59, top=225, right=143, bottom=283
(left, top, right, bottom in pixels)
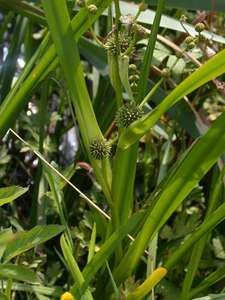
left=90, top=138, right=111, bottom=160
left=115, top=102, right=143, bottom=128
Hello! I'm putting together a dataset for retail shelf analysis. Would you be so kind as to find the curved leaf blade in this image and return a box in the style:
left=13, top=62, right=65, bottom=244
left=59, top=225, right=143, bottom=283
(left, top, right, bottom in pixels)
left=113, top=109, right=225, bottom=285
left=0, top=186, right=29, bottom=207
left=3, top=225, right=64, bottom=262
left=0, top=264, right=40, bottom=284
left=118, top=48, right=225, bottom=149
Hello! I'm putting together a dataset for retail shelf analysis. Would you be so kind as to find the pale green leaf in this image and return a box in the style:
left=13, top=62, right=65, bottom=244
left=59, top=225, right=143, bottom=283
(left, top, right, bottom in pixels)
left=0, top=186, right=29, bottom=207
left=3, top=225, right=64, bottom=261
left=0, top=264, right=40, bottom=284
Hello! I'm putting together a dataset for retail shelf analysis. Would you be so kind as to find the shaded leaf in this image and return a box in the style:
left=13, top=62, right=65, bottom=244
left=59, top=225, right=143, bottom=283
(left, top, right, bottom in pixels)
left=0, top=186, right=29, bottom=207
left=0, top=264, right=40, bottom=284
left=3, top=225, right=64, bottom=261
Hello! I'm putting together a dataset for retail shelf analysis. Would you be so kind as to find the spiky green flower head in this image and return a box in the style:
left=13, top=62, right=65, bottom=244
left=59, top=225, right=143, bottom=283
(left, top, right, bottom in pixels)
left=104, top=32, right=131, bottom=55
left=89, top=138, right=111, bottom=160
left=115, top=102, right=144, bottom=128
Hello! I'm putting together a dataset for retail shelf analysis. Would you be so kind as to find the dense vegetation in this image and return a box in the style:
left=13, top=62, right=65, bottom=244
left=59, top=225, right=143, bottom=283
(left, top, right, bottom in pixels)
left=0, top=1, right=225, bottom=299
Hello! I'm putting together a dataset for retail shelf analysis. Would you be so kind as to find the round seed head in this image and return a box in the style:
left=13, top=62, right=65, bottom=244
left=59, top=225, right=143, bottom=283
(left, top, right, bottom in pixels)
left=195, top=22, right=205, bottom=33
left=77, top=0, right=85, bottom=7
left=131, top=82, right=138, bottom=91
left=88, top=4, right=97, bottom=14
left=60, top=292, right=75, bottom=300
left=187, top=41, right=196, bottom=49
left=104, top=35, right=117, bottom=55
left=90, top=138, right=111, bottom=160
left=104, top=32, right=130, bottom=55
left=115, top=102, right=143, bottom=128
left=129, top=64, right=137, bottom=72
left=129, top=74, right=140, bottom=82
left=185, top=36, right=194, bottom=44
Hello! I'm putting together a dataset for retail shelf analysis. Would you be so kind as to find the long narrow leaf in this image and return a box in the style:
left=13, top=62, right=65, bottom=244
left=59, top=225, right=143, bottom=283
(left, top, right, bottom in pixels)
left=118, top=48, right=225, bottom=149
left=70, top=211, right=144, bottom=295
left=138, top=0, right=165, bottom=101
left=0, top=264, right=40, bottom=284
left=42, top=0, right=112, bottom=201
left=0, top=186, right=28, bottom=207
left=3, top=225, right=64, bottom=262
left=60, top=235, right=93, bottom=300
left=113, top=109, right=225, bottom=286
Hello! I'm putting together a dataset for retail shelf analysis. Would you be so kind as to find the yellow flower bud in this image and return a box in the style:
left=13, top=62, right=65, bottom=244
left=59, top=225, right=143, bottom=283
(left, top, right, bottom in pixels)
left=60, top=292, right=75, bottom=300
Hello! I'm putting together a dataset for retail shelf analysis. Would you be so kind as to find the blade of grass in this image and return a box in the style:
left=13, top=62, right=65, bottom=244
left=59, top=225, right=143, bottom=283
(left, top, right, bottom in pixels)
left=30, top=79, right=49, bottom=226
left=0, top=185, right=28, bottom=207
left=137, top=0, right=165, bottom=101
left=4, top=31, right=50, bottom=107
left=190, top=265, right=225, bottom=299
left=70, top=211, right=144, bottom=296
left=44, top=169, right=73, bottom=249
left=87, top=223, right=97, bottom=263
left=147, top=138, right=172, bottom=300
left=3, top=225, right=64, bottom=262
left=1, top=282, right=62, bottom=297
left=181, top=166, right=225, bottom=300
left=0, top=0, right=46, bottom=25
left=60, top=235, right=93, bottom=300
left=0, top=16, right=27, bottom=100
left=0, top=264, right=39, bottom=284
left=164, top=200, right=225, bottom=270
left=106, top=261, right=120, bottom=300
left=118, top=48, right=225, bottom=149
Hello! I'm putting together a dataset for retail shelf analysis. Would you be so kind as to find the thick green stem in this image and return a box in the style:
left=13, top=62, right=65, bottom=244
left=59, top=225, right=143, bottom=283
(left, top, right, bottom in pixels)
left=42, top=0, right=112, bottom=202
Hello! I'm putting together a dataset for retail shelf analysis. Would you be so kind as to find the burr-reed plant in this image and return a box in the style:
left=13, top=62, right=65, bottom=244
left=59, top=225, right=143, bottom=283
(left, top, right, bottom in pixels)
left=0, top=0, right=225, bottom=299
